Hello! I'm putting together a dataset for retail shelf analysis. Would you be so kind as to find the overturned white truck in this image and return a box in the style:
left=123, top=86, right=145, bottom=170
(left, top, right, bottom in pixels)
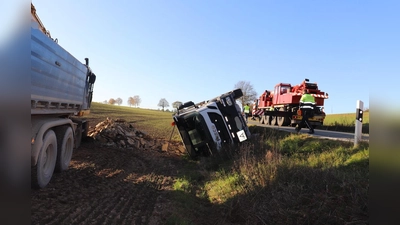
left=31, top=4, right=96, bottom=188
left=172, top=89, right=251, bottom=159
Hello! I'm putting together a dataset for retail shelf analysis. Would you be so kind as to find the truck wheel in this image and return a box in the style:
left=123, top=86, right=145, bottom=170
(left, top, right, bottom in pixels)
left=277, top=108, right=291, bottom=126
left=259, top=115, right=265, bottom=124
left=32, top=130, right=57, bottom=189
left=55, top=127, right=74, bottom=172
left=186, top=148, right=200, bottom=160
left=270, top=116, right=277, bottom=126
left=232, top=89, right=243, bottom=98
left=265, top=115, right=271, bottom=125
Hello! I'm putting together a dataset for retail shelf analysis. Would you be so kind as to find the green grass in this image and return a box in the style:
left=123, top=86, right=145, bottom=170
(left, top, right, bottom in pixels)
left=324, top=111, right=369, bottom=125
left=82, top=102, right=369, bottom=224
left=322, top=111, right=369, bottom=133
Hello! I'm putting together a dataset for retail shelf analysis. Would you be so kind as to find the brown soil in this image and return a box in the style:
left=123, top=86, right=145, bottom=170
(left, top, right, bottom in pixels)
left=31, top=122, right=190, bottom=225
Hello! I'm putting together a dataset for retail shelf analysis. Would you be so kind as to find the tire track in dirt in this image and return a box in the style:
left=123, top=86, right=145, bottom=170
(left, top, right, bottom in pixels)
left=32, top=141, right=184, bottom=225
left=58, top=150, right=153, bottom=224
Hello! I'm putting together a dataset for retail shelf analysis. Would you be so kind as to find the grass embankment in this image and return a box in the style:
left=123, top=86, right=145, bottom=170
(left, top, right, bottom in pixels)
left=170, top=127, right=369, bottom=224
left=323, top=111, right=369, bottom=134
left=85, top=103, right=369, bottom=224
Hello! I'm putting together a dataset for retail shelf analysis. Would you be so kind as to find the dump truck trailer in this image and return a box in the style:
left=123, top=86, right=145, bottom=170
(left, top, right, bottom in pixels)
left=31, top=3, right=96, bottom=188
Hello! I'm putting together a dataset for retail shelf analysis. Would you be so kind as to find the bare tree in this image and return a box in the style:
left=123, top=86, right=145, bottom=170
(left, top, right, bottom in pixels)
left=158, top=98, right=169, bottom=111
left=108, top=98, right=116, bottom=105
left=172, top=101, right=183, bottom=109
left=115, top=97, right=123, bottom=106
left=234, top=81, right=257, bottom=108
left=127, top=97, right=135, bottom=107
left=133, top=95, right=141, bottom=107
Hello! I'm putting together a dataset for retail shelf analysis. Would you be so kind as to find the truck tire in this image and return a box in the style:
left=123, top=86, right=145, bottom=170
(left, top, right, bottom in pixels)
left=259, top=115, right=265, bottom=124
left=270, top=116, right=277, bottom=126
left=32, top=130, right=57, bottom=189
left=277, top=108, right=291, bottom=126
left=55, top=126, right=74, bottom=172
left=186, top=148, right=200, bottom=160
left=265, top=115, right=271, bottom=125
left=232, top=89, right=243, bottom=99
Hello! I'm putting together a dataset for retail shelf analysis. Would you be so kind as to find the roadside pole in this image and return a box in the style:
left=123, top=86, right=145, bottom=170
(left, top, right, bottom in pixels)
left=354, top=100, right=364, bottom=147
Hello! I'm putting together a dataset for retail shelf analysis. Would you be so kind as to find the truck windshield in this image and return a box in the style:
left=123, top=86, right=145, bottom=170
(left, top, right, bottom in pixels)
left=176, top=113, right=209, bottom=150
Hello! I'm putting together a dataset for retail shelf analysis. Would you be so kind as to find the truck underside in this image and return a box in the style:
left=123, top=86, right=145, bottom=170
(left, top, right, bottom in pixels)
left=256, top=105, right=325, bottom=128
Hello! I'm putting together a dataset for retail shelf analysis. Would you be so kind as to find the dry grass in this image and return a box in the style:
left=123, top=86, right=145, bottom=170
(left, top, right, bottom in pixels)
left=169, top=127, right=369, bottom=224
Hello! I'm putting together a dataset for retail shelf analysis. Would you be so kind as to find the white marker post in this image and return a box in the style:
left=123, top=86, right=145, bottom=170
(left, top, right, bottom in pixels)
left=354, top=100, right=364, bottom=147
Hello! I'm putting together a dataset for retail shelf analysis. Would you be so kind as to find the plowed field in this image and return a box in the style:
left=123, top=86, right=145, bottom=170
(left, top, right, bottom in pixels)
left=31, top=138, right=188, bottom=225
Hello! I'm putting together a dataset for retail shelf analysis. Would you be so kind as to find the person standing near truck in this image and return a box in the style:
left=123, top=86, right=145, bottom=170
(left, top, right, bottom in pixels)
left=243, top=103, right=250, bottom=123
left=295, top=89, right=316, bottom=134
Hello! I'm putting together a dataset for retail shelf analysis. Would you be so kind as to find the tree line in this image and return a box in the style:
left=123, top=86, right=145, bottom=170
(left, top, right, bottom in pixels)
left=102, top=81, right=257, bottom=111
left=168, top=81, right=257, bottom=108
left=103, top=95, right=142, bottom=107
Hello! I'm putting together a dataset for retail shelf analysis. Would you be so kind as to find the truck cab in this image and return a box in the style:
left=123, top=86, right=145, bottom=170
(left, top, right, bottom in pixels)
left=173, top=89, right=251, bottom=159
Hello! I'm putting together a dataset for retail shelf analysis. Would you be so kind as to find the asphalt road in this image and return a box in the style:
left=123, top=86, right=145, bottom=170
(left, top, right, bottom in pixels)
left=247, top=120, right=370, bottom=143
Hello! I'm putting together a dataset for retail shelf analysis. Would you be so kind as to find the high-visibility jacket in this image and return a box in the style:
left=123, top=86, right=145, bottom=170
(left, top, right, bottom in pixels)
left=243, top=105, right=250, bottom=113
left=300, top=93, right=316, bottom=109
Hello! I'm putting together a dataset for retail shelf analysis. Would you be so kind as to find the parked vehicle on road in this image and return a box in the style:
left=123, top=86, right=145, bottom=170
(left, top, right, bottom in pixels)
left=253, top=79, right=328, bottom=128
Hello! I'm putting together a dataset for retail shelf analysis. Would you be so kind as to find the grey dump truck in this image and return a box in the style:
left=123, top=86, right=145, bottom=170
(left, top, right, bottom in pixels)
left=31, top=4, right=96, bottom=188
left=172, top=89, right=251, bottom=159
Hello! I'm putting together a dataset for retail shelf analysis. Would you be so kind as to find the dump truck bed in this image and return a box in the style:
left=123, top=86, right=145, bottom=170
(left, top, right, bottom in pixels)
left=31, top=27, right=89, bottom=115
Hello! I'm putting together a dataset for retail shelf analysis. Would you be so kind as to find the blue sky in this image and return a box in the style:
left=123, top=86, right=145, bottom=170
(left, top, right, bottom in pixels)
left=26, top=1, right=400, bottom=113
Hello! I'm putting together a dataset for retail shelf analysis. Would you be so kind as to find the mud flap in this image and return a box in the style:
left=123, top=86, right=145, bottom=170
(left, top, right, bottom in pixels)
left=71, top=118, right=88, bottom=149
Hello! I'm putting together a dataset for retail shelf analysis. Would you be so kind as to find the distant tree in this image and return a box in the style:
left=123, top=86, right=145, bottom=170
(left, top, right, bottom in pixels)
left=102, top=100, right=108, bottom=104
left=234, top=81, right=257, bottom=108
left=133, top=95, right=141, bottom=107
left=108, top=98, right=116, bottom=105
left=172, top=101, right=183, bottom=109
left=127, top=97, right=135, bottom=107
left=115, top=97, right=123, bottom=106
left=158, top=98, right=169, bottom=111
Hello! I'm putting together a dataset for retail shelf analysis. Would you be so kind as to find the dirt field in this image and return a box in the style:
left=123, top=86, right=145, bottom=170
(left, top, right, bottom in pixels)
left=31, top=122, right=191, bottom=224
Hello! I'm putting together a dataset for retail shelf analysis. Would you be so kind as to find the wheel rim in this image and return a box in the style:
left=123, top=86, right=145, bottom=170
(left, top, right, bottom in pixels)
left=63, top=136, right=73, bottom=165
left=43, top=143, right=55, bottom=177
left=271, top=116, right=277, bottom=125
left=36, top=130, right=57, bottom=188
